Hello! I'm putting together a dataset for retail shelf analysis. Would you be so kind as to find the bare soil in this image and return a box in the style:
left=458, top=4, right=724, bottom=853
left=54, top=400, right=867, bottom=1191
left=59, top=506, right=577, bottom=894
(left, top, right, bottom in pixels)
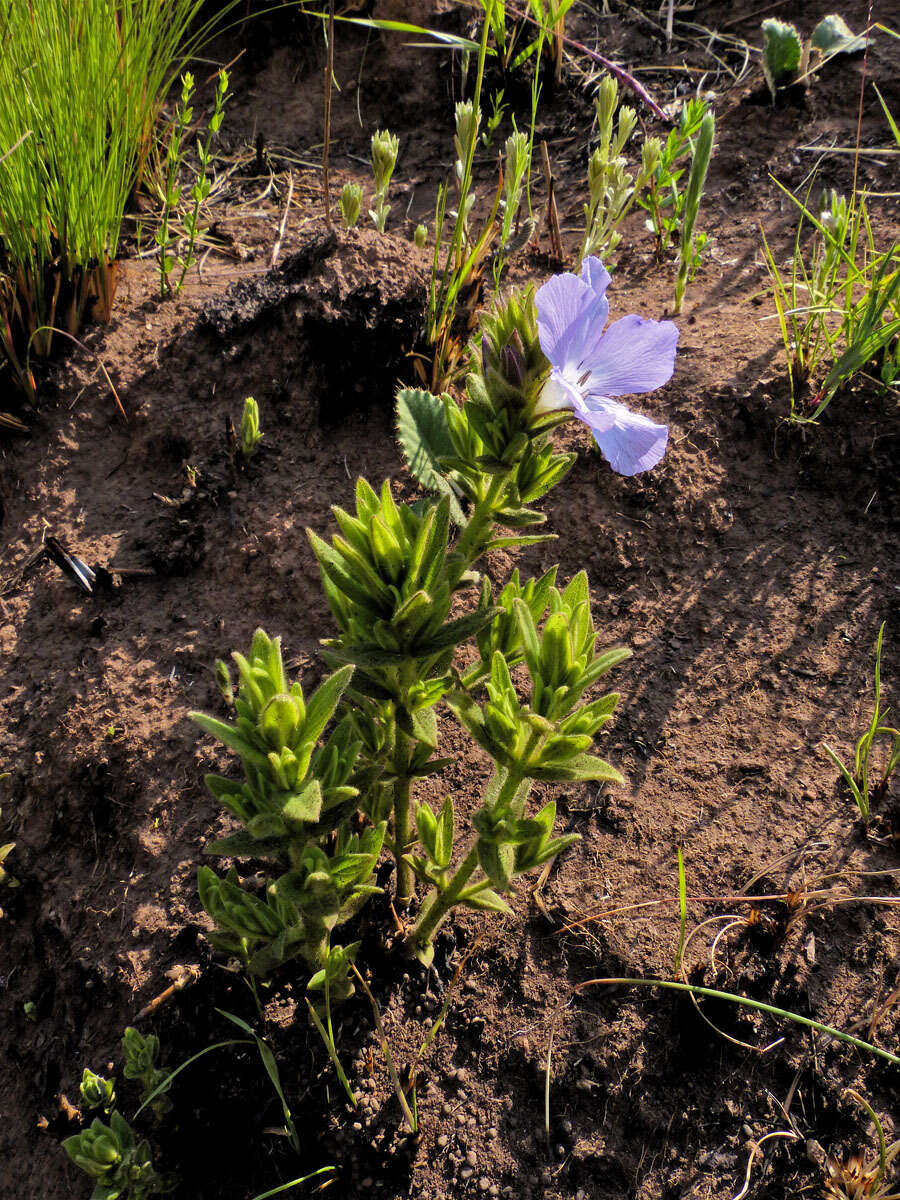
left=1, top=2, right=899, bottom=1198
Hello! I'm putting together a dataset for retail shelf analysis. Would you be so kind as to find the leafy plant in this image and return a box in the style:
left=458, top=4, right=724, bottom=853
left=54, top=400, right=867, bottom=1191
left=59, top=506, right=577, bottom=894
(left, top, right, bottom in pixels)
left=80, top=1069, right=116, bottom=1114
left=823, top=623, right=900, bottom=824
left=122, top=1028, right=171, bottom=1117
left=174, top=68, right=229, bottom=295
left=673, top=110, right=714, bottom=313
left=580, top=75, right=660, bottom=265
left=761, top=13, right=867, bottom=101
left=62, top=1111, right=170, bottom=1200
left=637, top=96, right=711, bottom=259
left=191, top=631, right=383, bottom=1000
left=474, top=0, right=574, bottom=80
left=762, top=181, right=900, bottom=420
left=0, top=0, right=240, bottom=392
left=369, top=130, right=399, bottom=233
left=240, top=397, right=263, bottom=461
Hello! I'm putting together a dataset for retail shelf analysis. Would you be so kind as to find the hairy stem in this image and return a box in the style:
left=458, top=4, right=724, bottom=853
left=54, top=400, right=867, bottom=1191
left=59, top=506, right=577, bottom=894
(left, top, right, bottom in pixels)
left=446, top=471, right=508, bottom=587
left=393, top=720, right=414, bottom=904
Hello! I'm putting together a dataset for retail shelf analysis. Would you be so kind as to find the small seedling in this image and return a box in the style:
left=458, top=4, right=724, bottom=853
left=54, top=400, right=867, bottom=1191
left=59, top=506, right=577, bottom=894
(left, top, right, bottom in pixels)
left=239, top=397, right=262, bottom=461
left=122, top=1027, right=171, bottom=1116
left=638, top=96, right=712, bottom=258
left=414, top=223, right=427, bottom=249
left=580, top=74, right=661, bottom=264
left=174, top=68, right=229, bottom=294
left=369, top=129, right=399, bottom=233
left=340, top=182, right=362, bottom=229
left=63, top=1111, right=170, bottom=1200
left=156, top=72, right=195, bottom=298
left=824, top=1089, right=900, bottom=1200
left=453, top=101, right=481, bottom=236
left=80, top=1068, right=116, bottom=1113
left=673, top=110, right=715, bottom=313
left=762, top=13, right=867, bottom=101
left=823, top=623, right=900, bottom=824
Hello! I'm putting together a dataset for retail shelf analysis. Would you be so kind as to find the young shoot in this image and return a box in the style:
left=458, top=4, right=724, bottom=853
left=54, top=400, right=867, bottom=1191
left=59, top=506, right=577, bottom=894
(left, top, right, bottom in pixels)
left=823, top=623, right=900, bottom=824
left=239, top=396, right=262, bottom=461
left=174, top=68, right=229, bottom=293
left=453, top=101, right=481, bottom=236
left=580, top=75, right=660, bottom=265
left=673, top=110, right=715, bottom=313
left=340, top=182, right=362, bottom=229
left=369, top=129, right=399, bottom=233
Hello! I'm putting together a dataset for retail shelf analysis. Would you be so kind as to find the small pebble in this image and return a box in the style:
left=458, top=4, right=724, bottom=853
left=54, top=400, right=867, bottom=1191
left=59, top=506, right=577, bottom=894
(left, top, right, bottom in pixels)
left=478, top=1179, right=491, bottom=1193
left=466, top=1151, right=477, bottom=1168
left=460, top=1167, right=474, bottom=1181
left=437, top=1135, right=449, bottom=1149
left=456, top=1112, right=467, bottom=1125
left=488, top=1127, right=498, bottom=1140
left=361, top=1179, right=374, bottom=1190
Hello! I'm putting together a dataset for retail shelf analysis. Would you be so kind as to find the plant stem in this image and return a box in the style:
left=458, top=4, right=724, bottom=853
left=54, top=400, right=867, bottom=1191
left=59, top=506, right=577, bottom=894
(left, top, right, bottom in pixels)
left=408, top=843, right=480, bottom=957
left=446, top=471, right=507, bottom=586
left=407, top=765, right=526, bottom=958
left=393, top=720, right=414, bottom=904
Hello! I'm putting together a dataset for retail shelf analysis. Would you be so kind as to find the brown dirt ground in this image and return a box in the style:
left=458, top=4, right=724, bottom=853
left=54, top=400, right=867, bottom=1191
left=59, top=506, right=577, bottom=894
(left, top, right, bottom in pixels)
left=1, top=2, right=899, bottom=1198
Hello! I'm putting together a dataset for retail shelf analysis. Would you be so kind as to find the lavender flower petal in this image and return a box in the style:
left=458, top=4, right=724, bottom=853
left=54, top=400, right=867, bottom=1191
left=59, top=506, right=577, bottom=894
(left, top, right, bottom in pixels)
left=535, top=273, right=609, bottom=369
left=581, top=314, right=679, bottom=398
left=576, top=397, right=669, bottom=476
left=580, top=256, right=612, bottom=298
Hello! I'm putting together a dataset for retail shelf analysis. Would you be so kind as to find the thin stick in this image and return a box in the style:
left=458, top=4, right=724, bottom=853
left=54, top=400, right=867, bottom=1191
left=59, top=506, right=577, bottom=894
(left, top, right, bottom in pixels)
left=540, top=141, right=564, bottom=261
left=322, top=0, right=335, bottom=229
left=852, top=0, right=874, bottom=200
left=270, top=171, right=294, bottom=268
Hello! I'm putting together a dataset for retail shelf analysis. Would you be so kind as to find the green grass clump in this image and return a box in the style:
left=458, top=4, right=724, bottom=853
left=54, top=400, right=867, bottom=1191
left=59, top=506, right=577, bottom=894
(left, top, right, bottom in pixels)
left=0, top=0, right=237, bottom=389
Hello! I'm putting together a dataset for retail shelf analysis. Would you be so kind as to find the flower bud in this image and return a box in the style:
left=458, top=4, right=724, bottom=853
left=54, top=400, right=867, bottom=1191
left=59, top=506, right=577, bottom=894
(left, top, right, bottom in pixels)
left=499, top=331, right=526, bottom=389
left=340, top=182, right=362, bottom=229
left=370, top=130, right=398, bottom=192
left=454, top=101, right=480, bottom=167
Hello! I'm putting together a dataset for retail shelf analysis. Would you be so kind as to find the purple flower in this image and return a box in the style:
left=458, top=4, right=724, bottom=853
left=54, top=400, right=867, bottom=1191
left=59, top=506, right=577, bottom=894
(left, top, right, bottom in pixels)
left=534, top=257, right=678, bottom=476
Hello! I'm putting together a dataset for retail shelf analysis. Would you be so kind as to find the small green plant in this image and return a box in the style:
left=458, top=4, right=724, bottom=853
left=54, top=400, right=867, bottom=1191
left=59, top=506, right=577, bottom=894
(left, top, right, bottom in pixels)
left=63, top=1111, right=170, bottom=1200
left=239, top=397, right=263, bottom=461
left=174, top=68, right=229, bottom=294
left=191, top=631, right=383, bottom=1000
left=369, top=129, right=399, bottom=233
left=762, top=13, right=867, bottom=101
left=673, top=110, right=715, bottom=314
left=495, top=129, right=531, bottom=271
left=824, top=1089, right=900, bottom=1200
left=637, top=96, right=712, bottom=258
left=481, top=89, right=506, bottom=149
left=453, top=102, right=481, bottom=238
left=340, top=182, right=362, bottom=229
left=762, top=182, right=900, bottom=420
left=156, top=74, right=194, bottom=298
left=157, top=69, right=229, bottom=297
left=474, top=0, right=574, bottom=80
left=579, top=75, right=661, bottom=264
left=414, top=223, right=428, bottom=249
left=80, top=1068, right=117, bottom=1113
left=823, top=623, right=900, bottom=824
left=122, top=1028, right=171, bottom=1117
